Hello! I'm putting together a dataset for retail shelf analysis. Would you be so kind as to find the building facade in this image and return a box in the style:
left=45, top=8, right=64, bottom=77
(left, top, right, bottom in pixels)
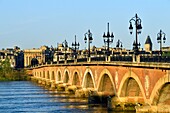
left=24, top=46, right=53, bottom=67
left=0, top=46, right=24, bottom=68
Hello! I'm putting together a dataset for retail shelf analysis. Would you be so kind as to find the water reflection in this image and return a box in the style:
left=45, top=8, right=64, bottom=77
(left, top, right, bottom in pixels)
left=0, top=81, right=134, bottom=113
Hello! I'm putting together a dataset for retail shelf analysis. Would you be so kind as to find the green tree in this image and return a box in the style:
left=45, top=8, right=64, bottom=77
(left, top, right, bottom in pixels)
left=0, top=58, right=27, bottom=81
left=0, top=58, right=13, bottom=80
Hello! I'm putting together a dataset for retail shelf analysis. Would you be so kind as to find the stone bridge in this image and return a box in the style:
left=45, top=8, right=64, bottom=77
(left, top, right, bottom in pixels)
left=31, top=62, right=170, bottom=112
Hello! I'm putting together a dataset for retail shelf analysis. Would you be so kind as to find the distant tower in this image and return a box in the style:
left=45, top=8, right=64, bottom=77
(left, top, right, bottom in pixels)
left=145, top=35, right=152, bottom=52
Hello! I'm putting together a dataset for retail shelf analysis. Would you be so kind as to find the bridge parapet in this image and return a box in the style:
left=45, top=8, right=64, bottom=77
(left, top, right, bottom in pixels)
left=31, top=61, right=170, bottom=70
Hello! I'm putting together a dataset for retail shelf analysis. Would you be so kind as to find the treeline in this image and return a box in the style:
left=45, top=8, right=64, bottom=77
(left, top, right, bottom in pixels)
left=0, top=58, right=27, bottom=81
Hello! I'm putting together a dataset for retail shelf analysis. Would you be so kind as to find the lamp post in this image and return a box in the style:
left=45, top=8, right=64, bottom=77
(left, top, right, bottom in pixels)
left=116, top=39, right=123, bottom=49
left=157, top=29, right=166, bottom=56
left=72, top=35, right=80, bottom=59
left=84, top=29, right=93, bottom=58
left=129, top=14, right=142, bottom=56
left=103, top=23, right=114, bottom=56
left=63, top=40, right=68, bottom=60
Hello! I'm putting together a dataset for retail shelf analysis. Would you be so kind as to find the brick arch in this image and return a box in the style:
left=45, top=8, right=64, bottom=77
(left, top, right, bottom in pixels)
left=97, top=69, right=116, bottom=95
left=82, top=68, right=96, bottom=89
left=37, top=72, right=40, bottom=78
left=39, top=71, right=42, bottom=78
left=118, top=71, right=146, bottom=100
left=43, top=70, right=45, bottom=78
left=150, top=74, right=170, bottom=105
left=46, top=70, right=50, bottom=79
left=34, top=71, right=36, bottom=77
left=63, top=68, right=70, bottom=84
left=71, top=70, right=81, bottom=86
left=56, top=69, right=62, bottom=82
left=50, top=71, right=55, bottom=80
left=39, top=71, right=41, bottom=78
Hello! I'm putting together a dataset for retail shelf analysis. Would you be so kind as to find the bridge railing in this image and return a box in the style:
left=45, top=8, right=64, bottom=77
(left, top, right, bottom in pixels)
left=140, top=56, right=170, bottom=63
left=29, top=53, right=170, bottom=69
left=77, top=58, right=87, bottom=62
left=29, top=58, right=170, bottom=70
left=110, top=55, right=133, bottom=62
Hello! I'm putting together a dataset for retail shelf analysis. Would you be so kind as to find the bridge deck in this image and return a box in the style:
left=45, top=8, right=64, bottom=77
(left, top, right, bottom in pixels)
left=31, top=61, right=170, bottom=70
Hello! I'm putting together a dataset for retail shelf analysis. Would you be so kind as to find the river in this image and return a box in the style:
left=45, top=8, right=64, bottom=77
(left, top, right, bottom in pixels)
left=0, top=81, right=121, bottom=113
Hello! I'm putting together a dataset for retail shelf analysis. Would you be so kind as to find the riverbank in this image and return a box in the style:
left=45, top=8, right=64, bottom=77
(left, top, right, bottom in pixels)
left=0, top=58, right=30, bottom=81
left=0, top=69, right=30, bottom=81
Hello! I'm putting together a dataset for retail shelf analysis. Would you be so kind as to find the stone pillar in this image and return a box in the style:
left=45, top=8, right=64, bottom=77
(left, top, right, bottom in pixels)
left=108, top=96, right=121, bottom=109
left=104, top=56, right=107, bottom=62
left=133, top=55, right=136, bottom=62
left=136, top=55, right=140, bottom=63
left=74, top=59, right=77, bottom=63
left=133, top=55, right=140, bottom=63
left=88, top=57, right=91, bottom=62
left=64, top=60, right=67, bottom=64
left=29, top=56, right=32, bottom=66
left=24, top=56, right=27, bottom=67
left=107, top=56, right=111, bottom=62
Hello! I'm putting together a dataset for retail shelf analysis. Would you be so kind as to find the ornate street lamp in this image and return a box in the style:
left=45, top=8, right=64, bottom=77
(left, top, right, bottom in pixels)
left=84, top=29, right=93, bottom=58
left=116, top=39, right=123, bottom=49
left=103, top=23, right=114, bottom=56
left=129, top=14, right=142, bottom=56
left=157, top=29, right=166, bottom=56
left=63, top=40, right=68, bottom=60
left=72, top=35, right=80, bottom=59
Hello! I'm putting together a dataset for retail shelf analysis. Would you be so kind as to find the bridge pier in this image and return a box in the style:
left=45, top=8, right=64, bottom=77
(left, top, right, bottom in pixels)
left=38, top=79, right=42, bottom=84
left=31, top=77, right=38, bottom=82
left=135, top=105, right=153, bottom=112
left=41, top=80, right=46, bottom=85
left=136, top=105, right=170, bottom=112
left=66, top=85, right=82, bottom=94
left=108, top=96, right=142, bottom=112
left=50, top=81, right=56, bottom=89
left=104, top=95, right=145, bottom=112
left=45, top=80, right=51, bottom=87
left=56, top=83, right=69, bottom=91
left=75, top=88, right=96, bottom=98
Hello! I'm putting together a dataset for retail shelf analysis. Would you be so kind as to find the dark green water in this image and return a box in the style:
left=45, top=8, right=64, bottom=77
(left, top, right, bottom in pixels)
left=0, top=81, right=118, bottom=113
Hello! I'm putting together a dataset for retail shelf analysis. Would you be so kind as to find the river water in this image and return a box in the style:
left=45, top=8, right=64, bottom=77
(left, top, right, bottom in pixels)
left=0, top=81, right=119, bottom=113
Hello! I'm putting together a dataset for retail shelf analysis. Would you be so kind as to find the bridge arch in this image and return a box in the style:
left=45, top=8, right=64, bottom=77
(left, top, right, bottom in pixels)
left=43, top=71, right=45, bottom=78
left=51, top=71, right=55, bottom=80
left=97, top=69, right=116, bottom=95
left=46, top=71, right=50, bottom=79
left=37, top=72, right=40, bottom=78
left=63, top=69, right=70, bottom=83
left=72, top=70, right=81, bottom=86
left=39, top=72, right=41, bottom=78
left=56, top=69, right=62, bottom=82
left=34, top=71, right=36, bottom=77
left=150, top=74, right=170, bottom=106
left=82, top=68, right=95, bottom=89
left=118, top=71, right=145, bottom=102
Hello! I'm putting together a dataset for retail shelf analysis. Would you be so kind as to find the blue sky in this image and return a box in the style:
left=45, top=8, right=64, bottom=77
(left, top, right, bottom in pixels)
left=0, top=0, right=169, bottom=50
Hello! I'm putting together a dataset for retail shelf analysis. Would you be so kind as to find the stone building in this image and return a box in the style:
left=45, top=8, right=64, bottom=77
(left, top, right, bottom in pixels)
left=0, top=46, right=24, bottom=68
left=24, top=46, right=53, bottom=67
left=145, top=35, right=152, bottom=52
left=53, top=43, right=73, bottom=62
